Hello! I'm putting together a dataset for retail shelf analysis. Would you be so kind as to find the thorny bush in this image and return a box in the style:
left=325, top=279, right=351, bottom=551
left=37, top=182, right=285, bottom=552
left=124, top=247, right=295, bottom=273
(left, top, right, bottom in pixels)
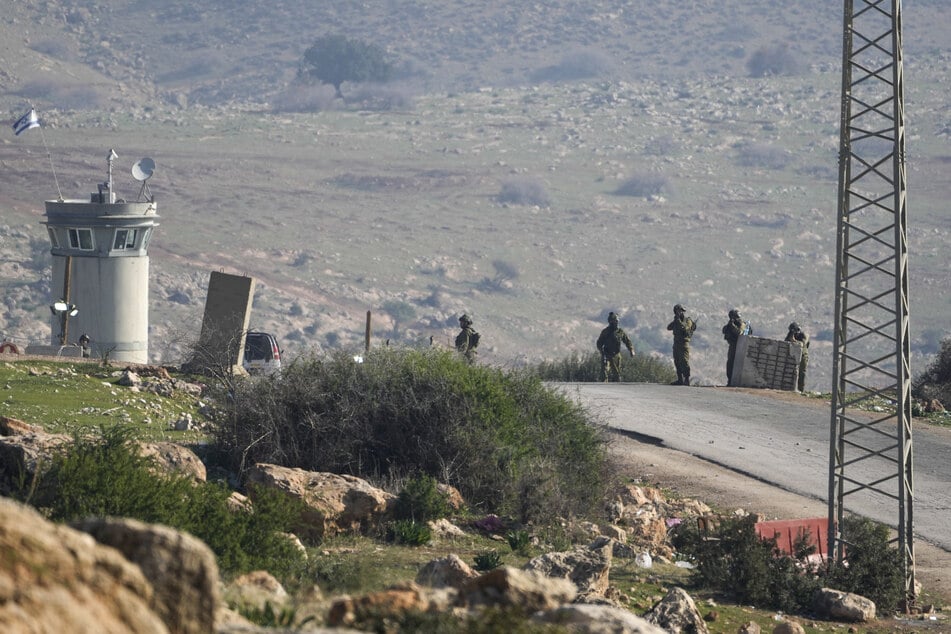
left=212, top=348, right=612, bottom=525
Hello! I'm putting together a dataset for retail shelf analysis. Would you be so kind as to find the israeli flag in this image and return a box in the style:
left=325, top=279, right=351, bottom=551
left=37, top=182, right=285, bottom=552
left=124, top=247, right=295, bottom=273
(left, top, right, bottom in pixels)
left=13, top=109, right=40, bottom=136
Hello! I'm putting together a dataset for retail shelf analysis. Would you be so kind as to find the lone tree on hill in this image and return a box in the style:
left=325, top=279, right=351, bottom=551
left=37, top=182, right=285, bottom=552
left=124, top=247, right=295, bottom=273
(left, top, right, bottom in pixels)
left=299, top=34, right=393, bottom=98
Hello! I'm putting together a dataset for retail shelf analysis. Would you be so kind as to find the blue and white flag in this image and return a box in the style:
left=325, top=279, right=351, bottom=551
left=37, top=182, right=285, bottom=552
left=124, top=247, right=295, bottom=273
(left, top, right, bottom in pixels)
left=13, top=108, right=40, bottom=136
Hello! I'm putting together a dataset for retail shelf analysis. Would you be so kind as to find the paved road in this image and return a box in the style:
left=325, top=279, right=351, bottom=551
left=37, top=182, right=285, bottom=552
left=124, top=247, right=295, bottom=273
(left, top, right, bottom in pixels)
left=554, top=383, right=951, bottom=552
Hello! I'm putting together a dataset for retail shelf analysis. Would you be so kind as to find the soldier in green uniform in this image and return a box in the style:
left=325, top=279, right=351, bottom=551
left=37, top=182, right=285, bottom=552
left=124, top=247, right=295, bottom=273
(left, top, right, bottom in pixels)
left=784, top=322, right=810, bottom=392
left=596, top=312, right=634, bottom=382
left=667, top=304, right=697, bottom=386
left=455, top=314, right=480, bottom=363
left=721, top=308, right=751, bottom=386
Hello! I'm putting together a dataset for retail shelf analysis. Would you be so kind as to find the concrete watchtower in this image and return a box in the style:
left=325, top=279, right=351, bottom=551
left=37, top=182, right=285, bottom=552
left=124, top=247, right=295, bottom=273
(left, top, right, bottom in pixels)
left=40, top=150, right=160, bottom=363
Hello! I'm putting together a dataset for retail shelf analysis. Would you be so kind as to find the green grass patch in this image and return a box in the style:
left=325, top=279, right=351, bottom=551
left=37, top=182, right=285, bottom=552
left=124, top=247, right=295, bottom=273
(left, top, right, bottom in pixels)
left=0, top=360, right=207, bottom=442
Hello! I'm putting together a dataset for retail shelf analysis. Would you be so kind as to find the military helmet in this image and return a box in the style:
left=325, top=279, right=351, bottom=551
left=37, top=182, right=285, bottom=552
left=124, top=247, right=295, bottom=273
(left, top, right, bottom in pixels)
left=789, top=322, right=800, bottom=331
left=728, top=309, right=740, bottom=319
left=459, top=314, right=472, bottom=326
left=608, top=311, right=618, bottom=324
left=673, top=303, right=685, bottom=313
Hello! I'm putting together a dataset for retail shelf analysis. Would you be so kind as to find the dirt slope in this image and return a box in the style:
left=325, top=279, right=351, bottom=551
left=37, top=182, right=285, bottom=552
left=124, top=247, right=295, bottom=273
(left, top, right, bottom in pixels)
left=606, top=430, right=951, bottom=607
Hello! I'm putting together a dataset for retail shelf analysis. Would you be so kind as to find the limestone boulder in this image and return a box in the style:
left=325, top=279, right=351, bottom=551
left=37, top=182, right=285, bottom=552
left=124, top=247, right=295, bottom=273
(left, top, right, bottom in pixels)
left=416, top=553, right=480, bottom=589
left=223, top=570, right=288, bottom=613
left=137, top=440, right=207, bottom=482
left=534, top=604, right=669, bottom=633
left=245, top=463, right=394, bottom=541
left=0, top=497, right=167, bottom=633
left=643, top=586, right=709, bottom=634
left=428, top=517, right=467, bottom=538
left=523, top=538, right=613, bottom=600
left=73, top=516, right=220, bottom=634
left=0, top=415, right=42, bottom=435
left=458, top=566, right=577, bottom=611
left=0, top=427, right=71, bottom=494
left=327, top=581, right=455, bottom=628
left=772, top=621, right=806, bottom=634
left=813, top=587, right=876, bottom=622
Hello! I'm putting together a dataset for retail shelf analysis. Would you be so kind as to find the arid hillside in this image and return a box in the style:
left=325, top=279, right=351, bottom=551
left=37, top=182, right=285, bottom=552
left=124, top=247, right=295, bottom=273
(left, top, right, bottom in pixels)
left=2, top=0, right=949, bottom=387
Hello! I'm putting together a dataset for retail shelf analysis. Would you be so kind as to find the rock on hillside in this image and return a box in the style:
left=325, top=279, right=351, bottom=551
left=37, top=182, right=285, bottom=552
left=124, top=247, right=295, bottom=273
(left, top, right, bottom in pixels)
left=0, top=496, right=170, bottom=633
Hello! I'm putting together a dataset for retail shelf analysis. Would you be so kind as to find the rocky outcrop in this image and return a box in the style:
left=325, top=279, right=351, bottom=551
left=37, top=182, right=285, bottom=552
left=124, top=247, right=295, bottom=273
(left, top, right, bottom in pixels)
left=613, top=483, right=711, bottom=559
left=245, top=463, right=394, bottom=541
left=523, top=538, right=613, bottom=601
left=0, top=497, right=167, bottom=633
left=72, top=516, right=221, bottom=634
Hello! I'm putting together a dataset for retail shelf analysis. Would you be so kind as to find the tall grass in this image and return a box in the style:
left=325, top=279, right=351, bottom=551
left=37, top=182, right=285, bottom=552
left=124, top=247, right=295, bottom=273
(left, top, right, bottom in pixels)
left=212, top=348, right=612, bottom=524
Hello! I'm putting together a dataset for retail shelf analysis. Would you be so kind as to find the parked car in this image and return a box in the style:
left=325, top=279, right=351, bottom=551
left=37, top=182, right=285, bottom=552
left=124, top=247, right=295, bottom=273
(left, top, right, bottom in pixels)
left=243, top=331, right=282, bottom=374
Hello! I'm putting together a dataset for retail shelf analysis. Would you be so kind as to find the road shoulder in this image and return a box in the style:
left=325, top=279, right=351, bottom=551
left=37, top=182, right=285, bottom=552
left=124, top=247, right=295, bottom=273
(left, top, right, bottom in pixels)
left=606, top=429, right=951, bottom=605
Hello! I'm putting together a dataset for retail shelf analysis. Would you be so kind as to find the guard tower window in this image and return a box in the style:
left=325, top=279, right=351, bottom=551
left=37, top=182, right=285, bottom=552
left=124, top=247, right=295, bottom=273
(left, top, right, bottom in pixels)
left=67, top=228, right=94, bottom=251
left=47, top=227, right=60, bottom=248
left=113, top=229, right=138, bottom=250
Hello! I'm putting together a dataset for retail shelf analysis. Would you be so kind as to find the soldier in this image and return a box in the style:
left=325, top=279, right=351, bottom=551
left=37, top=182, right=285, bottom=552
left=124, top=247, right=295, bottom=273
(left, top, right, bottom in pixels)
left=78, top=333, right=91, bottom=358
left=721, top=308, right=751, bottom=386
left=667, top=304, right=697, bottom=386
left=596, top=312, right=634, bottom=382
left=785, top=322, right=810, bottom=392
left=455, top=314, right=480, bottom=363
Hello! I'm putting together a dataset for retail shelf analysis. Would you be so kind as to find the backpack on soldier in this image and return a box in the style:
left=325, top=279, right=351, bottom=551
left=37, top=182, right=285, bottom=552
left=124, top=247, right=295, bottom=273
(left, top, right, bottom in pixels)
left=469, top=331, right=480, bottom=348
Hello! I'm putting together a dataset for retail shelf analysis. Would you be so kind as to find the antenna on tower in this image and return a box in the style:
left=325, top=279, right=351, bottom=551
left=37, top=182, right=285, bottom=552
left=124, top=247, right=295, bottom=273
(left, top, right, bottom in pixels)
left=132, top=157, right=156, bottom=202
left=99, top=148, right=119, bottom=203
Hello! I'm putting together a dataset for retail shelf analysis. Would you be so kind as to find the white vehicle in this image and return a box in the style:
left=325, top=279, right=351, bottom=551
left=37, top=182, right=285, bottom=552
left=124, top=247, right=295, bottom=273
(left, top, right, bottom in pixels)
left=243, top=331, right=282, bottom=375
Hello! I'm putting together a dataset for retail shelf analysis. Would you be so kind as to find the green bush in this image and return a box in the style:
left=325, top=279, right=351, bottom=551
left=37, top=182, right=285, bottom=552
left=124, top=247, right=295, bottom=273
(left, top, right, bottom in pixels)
left=528, top=350, right=677, bottom=383
left=912, top=335, right=951, bottom=400
left=673, top=514, right=907, bottom=615
left=474, top=550, right=503, bottom=571
left=238, top=602, right=311, bottom=628
left=672, top=516, right=821, bottom=613
left=392, top=474, right=453, bottom=522
left=386, top=519, right=433, bottom=546
left=20, top=427, right=306, bottom=578
left=506, top=529, right=531, bottom=555
left=822, top=516, right=905, bottom=613
left=213, top=348, right=612, bottom=525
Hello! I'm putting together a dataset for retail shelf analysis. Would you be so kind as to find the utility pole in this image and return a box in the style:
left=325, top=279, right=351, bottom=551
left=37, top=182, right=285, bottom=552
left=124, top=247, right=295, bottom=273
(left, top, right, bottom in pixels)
left=828, top=0, right=914, bottom=608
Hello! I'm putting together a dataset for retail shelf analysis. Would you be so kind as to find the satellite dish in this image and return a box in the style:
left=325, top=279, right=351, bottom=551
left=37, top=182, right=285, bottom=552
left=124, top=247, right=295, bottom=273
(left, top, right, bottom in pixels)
left=132, top=157, right=155, bottom=182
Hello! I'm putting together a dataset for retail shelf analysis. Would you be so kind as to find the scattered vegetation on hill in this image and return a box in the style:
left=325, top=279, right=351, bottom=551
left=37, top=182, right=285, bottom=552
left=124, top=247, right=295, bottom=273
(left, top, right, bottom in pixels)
left=673, top=515, right=905, bottom=615
left=211, top=348, right=613, bottom=525
left=16, top=426, right=307, bottom=578
left=913, top=336, right=951, bottom=408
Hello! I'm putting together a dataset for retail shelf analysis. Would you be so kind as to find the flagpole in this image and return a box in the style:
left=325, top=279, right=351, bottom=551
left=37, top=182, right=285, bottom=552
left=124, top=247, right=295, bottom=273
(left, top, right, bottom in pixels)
left=15, top=103, right=63, bottom=201
left=34, top=108, right=64, bottom=201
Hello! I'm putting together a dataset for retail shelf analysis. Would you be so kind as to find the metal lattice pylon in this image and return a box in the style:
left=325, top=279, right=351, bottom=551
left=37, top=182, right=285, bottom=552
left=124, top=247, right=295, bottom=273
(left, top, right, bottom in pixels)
left=828, top=0, right=914, bottom=607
